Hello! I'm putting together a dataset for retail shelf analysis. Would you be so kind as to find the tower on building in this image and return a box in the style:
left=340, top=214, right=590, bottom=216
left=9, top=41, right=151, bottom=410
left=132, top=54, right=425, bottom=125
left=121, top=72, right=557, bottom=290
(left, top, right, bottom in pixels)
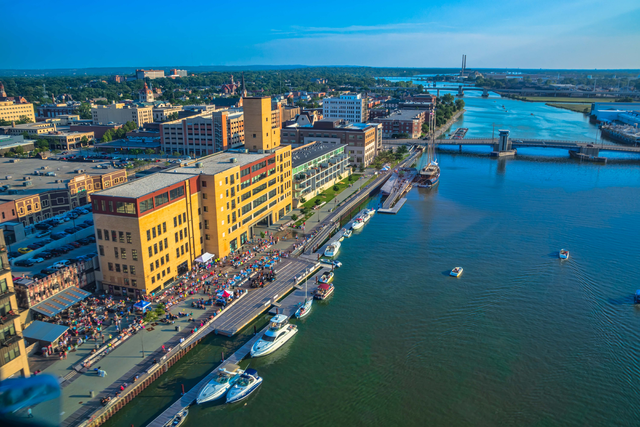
left=241, top=72, right=247, bottom=98
left=139, top=82, right=154, bottom=102
left=0, top=82, right=6, bottom=98
left=243, top=97, right=280, bottom=152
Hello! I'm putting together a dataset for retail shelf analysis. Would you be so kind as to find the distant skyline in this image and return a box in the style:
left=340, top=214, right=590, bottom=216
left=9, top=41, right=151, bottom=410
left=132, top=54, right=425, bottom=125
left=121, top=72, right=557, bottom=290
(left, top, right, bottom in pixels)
left=4, top=0, right=640, bottom=70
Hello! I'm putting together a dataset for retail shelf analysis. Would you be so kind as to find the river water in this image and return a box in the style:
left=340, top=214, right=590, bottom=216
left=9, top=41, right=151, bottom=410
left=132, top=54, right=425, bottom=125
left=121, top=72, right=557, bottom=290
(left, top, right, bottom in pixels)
left=105, top=89, right=640, bottom=427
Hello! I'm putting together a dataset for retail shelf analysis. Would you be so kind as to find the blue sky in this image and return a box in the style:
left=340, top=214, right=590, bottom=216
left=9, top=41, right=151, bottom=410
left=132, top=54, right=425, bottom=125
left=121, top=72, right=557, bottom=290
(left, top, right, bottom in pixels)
left=4, top=0, right=640, bottom=69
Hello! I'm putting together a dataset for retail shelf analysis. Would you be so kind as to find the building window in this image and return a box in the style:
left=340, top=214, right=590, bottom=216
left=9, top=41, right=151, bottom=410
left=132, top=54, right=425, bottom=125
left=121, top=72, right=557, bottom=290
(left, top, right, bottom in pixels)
left=165, top=254, right=169, bottom=263
left=123, top=265, right=128, bottom=274
left=148, top=247, right=152, bottom=257
left=121, top=248, right=127, bottom=260
left=205, top=234, right=210, bottom=240
left=159, top=241, right=163, bottom=251
left=152, top=228, right=156, bottom=238
left=154, top=243, right=158, bottom=254
left=151, top=276, right=155, bottom=284
left=164, top=237, right=168, bottom=248
left=126, top=232, right=132, bottom=244
left=132, top=249, right=138, bottom=261
left=176, top=248, right=180, bottom=258
left=114, top=247, right=119, bottom=259
left=119, top=231, right=125, bottom=243
left=104, top=229, right=110, bottom=241
left=97, top=229, right=103, bottom=240
left=108, top=262, right=113, bottom=271
left=99, top=245, right=105, bottom=256
left=150, top=263, right=154, bottom=272
left=147, top=230, right=151, bottom=241
left=174, top=217, right=177, bottom=227
left=131, top=266, right=136, bottom=275
left=163, top=222, right=167, bottom=233
left=111, top=230, right=117, bottom=241
left=132, top=279, right=137, bottom=287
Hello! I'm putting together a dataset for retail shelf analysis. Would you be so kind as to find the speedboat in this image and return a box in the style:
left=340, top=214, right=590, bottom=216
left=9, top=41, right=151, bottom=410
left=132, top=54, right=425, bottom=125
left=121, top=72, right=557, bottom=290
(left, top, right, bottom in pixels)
left=321, top=259, right=342, bottom=268
left=226, top=369, right=263, bottom=403
left=367, top=208, right=376, bottom=216
left=196, top=364, right=244, bottom=404
left=314, top=283, right=334, bottom=300
left=450, top=267, right=463, bottom=277
left=295, top=298, right=313, bottom=319
left=362, top=211, right=371, bottom=222
left=324, top=241, right=341, bottom=257
left=165, top=409, right=188, bottom=427
left=559, top=249, right=569, bottom=260
left=250, top=315, right=298, bottom=358
left=343, top=229, right=352, bottom=238
left=351, top=218, right=364, bottom=230
left=319, top=271, right=334, bottom=283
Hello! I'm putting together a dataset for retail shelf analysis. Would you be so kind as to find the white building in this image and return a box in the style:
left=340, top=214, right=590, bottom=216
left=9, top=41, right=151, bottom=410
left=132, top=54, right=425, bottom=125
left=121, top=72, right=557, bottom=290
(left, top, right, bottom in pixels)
left=323, top=93, right=368, bottom=122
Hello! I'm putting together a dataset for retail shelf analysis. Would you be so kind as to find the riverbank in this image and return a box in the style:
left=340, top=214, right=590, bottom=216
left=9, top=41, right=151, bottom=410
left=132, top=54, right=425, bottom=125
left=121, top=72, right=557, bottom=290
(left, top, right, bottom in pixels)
left=546, top=103, right=591, bottom=113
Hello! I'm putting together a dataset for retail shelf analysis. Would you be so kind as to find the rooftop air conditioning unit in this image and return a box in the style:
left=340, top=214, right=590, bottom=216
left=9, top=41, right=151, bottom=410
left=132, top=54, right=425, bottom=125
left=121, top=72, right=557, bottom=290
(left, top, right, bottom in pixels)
left=195, top=162, right=204, bottom=167
left=230, top=157, right=237, bottom=163
left=23, top=181, right=33, bottom=187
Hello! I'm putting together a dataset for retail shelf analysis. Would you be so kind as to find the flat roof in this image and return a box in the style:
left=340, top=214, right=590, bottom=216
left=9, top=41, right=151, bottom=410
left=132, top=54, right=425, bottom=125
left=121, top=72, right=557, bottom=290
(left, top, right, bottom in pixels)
left=96, top=149, right=283, bottom=199
left=292, top=142, right=345, bottom=167
left=22, top=320, right=69, bottom=343
left=377, top=110, right=426, bottom=121
left=0, top=158, right=115, bottom=200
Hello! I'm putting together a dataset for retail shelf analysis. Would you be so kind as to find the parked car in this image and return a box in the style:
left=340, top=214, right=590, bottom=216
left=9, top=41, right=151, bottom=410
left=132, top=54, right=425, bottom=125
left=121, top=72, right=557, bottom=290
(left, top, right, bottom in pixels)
left=27, top=243, right=43, bottom=250
left=14, top=259, right=34, bottom=267
left=36, top=230, right=52, bottom=238
left=38, top=238, right=52, bottom=245
left=17, top=248, right=33, bottom=254
left=86, top=236, right=96, bottom=243
left=7, top=251, right=20, bottom=258
left=52, top=260, right=71, bottom=269
left=76, top=223, right=88, bottom=229
left=64, top=228, right=78, bottom=234
left=40, top=268, right=57, bottom=275
left=39, top=252, right=54, bottom=259
left=34, top=223, right=52, bottom=231
left=51, top=232, right=68, bottom=240
left=28, top=257, right=45, bottom=264
left=33, top=273, right=47, bottom=280
left=77, top=238, right=90, bottom=245
left=69, top=242, right=81, bottom=248
left=83, top=220, right=94, bottom=225
left=85, top=252, right=98, bottom=259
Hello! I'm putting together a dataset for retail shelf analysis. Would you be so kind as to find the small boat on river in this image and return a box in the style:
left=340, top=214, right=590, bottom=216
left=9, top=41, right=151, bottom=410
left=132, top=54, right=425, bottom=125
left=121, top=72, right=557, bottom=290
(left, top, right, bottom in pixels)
left=226, top=369, right=263, bottom=403
left=319, top=271, right=334, bottom=283
left=559, top=249, right=569, bottom=260
left=450, top=267, right=463, bottom=277
left=314, top=283, right=334, bottom=300
left=343, top=229, right=352, bottom=238
left=324, top=241, right=341, bottom=257
left=351, top=218, right=364, bottom=230
left=165, top=409, right=188, bottom=427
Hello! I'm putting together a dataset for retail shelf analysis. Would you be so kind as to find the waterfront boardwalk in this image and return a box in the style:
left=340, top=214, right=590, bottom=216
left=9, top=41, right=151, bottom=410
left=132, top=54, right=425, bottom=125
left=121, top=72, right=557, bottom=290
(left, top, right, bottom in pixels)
left=378, top=197, right=407, bottom=214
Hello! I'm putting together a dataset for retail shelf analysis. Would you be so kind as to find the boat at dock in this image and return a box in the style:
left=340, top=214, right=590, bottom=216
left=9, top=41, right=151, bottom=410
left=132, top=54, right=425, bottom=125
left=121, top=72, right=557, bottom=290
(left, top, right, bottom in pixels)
left=416, top=125, right=440, bottom=189
left=324, top=241, right=341, bottom=257
left=351, top=218, right=365, bottom=230
left=196, top=364, right=244, bottom=404
left=569, top=150, right=607, bottom=164
left=250, top=315, right=298, bottom=358
left=164, top=409, right=188, bottom=427
left=559, top=249, right=569, bottom=260
left=226, top=369, right=263, bottom=403
left=296, top=277, right=313, bottom=319
left=314, top=283, right=334, bottom=300
left=343, top=229, right=352, bottom=238
left=367, top=208, right=376, bottom=216
left=450, top=267, right=463, bottom=277
left=319, top=271, right=334, bottom=283
left=452, top=128, right=468, bottom=140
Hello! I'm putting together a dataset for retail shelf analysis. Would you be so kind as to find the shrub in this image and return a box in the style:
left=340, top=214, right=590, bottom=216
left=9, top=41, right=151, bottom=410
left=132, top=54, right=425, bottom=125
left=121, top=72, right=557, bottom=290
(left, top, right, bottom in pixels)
left=333, top=185, right=339, bottom=192
left=314, top=199, right=322, bottom=205
left=291, top=214, right=298, bottom=221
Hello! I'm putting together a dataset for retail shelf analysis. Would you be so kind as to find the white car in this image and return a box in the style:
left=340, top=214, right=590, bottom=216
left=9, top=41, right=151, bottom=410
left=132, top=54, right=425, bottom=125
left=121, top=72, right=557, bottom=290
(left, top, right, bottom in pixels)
left=52, top=260, right=71, bottom=269
left=36, top=231, right=51, bottom=237
left=28, top=257, right=45, bottom=264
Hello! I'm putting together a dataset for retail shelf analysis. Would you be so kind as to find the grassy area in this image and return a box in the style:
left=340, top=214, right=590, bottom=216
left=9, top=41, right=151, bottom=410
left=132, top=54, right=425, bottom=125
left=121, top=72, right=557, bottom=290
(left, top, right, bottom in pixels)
left=293, top=174, right=362, bottom=226
left=546, top=103, right=591, bottom=113
left=519, top=97, right=622, bottom=103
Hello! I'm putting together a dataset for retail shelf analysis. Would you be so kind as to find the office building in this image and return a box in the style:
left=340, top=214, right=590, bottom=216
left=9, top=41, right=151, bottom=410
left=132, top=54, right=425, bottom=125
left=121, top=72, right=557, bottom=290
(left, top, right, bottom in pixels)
left=36, top=102, right=81, bottom=118
left=373, top=110, right=428, bottom=139
left=0, top=233, right=31, bottom=379
left=322, top=93, right=368, bottom=123
left=160, top=109, right=244, bottom=156
left=91, top=103, right=153, bottom=127
left=136, top=69, right=165, bottom=80
left=282, top=118, right=381, bottom=167
left=170, top=69, right=187, bottom=78
left=292, top=142, right=350, bottom=201
left=0, top=122, right=56, bottom=137
left=244, top=97, right=281, bottom=152
left=0, top=101, right=36, bottom=123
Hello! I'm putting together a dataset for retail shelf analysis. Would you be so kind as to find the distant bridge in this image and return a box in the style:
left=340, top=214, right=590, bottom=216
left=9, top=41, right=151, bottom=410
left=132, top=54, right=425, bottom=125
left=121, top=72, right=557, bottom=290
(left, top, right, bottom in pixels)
left=382, top=137, right=640, bottom=156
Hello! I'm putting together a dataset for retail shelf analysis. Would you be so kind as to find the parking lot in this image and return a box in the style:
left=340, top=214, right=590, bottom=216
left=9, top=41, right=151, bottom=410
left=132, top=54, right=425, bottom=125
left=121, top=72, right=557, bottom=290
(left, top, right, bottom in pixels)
left=8, top=209, right=97, bottom=278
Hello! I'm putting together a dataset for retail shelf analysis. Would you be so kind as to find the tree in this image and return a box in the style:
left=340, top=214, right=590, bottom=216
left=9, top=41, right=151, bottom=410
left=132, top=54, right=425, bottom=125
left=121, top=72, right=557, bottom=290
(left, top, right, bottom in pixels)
left=12, top=146, right=24, bottom=156
left=299, top=197, right=306, bottom=204
left=77, top=102, right=92, bottom=119
left=359, top=165, right=365, bottom=173
left=101, top=130, right=113, bottom=143
left=291, top=214, right=298, bottom=221
left=314, top=199, right=322, bottom=206
left=145, top=149, right=155, bottom=155
left=333, top=185, right=340, bottom=192
left=397, top=145, right=409, bottom=154
left=454, top=99, right=465, bottom=111
left=80, top=136, right=89, bottom=146
left=35, top=139, right=49, bottom=150
left=421, top=123, right=429, bottom=134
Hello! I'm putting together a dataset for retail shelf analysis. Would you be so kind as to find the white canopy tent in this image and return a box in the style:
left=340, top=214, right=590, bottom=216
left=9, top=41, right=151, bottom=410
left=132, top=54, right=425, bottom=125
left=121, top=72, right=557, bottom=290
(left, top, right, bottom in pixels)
left=195, top=252, right=215, bottom=263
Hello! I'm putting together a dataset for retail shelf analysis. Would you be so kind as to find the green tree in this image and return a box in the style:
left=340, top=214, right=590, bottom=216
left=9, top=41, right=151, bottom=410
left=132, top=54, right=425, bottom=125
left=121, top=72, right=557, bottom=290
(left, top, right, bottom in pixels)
left=291, top=214, right=298, bottom=221
left=80, top=136, right=89, bottom=146
left=333, top=185, right=339, bottom=191
left=145, top=149, right=155, bottom=155
left=76, top=102, right=92, bottom=119
left=397, top=145, right=409, bottom=154
left=101, top=130, right=113, bottom=143
left=314, top=199, right=322, bottom=206
left=299, top=197, right=306, bottom=204
left=421, top=123, right=429, bottom=134
left=454, top=99, right=465, bottom=111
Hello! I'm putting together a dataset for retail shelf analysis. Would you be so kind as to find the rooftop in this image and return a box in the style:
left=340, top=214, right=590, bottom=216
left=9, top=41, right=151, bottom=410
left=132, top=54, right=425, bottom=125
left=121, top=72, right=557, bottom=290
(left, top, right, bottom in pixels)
left=375, top=110, right=427, bottom=121
left=96, top=148, right=285, bottom=199
left=292, top=142, right=345, bottom=167
left=0, top=157, right=115, bottom=200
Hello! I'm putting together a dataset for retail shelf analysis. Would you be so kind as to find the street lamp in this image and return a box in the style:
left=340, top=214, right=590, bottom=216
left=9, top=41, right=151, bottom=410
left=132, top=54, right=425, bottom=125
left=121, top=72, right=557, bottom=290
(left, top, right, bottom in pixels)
left=141, top=324, right=145, bottom=358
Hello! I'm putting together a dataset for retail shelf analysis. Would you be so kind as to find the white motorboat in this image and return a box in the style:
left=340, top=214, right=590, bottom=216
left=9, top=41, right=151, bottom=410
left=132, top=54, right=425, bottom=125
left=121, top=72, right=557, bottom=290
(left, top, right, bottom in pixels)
left=226, top=369, right=263, bottom=404
left=559, top=249, right=569, bottom=260
left=362, top=211, right=371, bottom=222
left=351, top=218, right=364, bottom=230
left=343, top=229, right=352, bottom=238
left=196, top=364, right=244, bottom=404
left=324, top=241, right=341, bottom=257
left=296, top=277, right=313, bottom=319
left=250, top=314, right=298, bottom=358
left=450, top=267, right=463, bottom=277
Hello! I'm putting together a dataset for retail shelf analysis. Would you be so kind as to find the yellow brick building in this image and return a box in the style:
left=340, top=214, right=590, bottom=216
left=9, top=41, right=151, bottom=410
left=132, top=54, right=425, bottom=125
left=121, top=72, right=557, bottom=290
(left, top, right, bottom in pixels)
left=0, top=101, right=35, bottom=123
left=92, top=97, right=293, bottom=296
left=0, top=234, right=30, bottom=379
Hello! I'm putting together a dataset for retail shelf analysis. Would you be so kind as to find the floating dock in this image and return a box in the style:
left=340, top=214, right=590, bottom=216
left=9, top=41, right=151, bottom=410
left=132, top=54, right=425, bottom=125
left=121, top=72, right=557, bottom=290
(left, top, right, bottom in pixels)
left=377, top=197, right=407, bottom=214
left=268, top=267, right=331, bottom=317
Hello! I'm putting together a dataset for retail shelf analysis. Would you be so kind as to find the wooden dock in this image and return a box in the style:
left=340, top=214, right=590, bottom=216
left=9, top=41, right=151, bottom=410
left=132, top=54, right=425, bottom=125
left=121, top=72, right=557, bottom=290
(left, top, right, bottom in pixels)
left=378, top=197, right=407, bottom=214
left=213, top=258, right=318, bottom=336
left=268, top=267, right=331, bottom=317
left=147, top=328, right=267, bottom=427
